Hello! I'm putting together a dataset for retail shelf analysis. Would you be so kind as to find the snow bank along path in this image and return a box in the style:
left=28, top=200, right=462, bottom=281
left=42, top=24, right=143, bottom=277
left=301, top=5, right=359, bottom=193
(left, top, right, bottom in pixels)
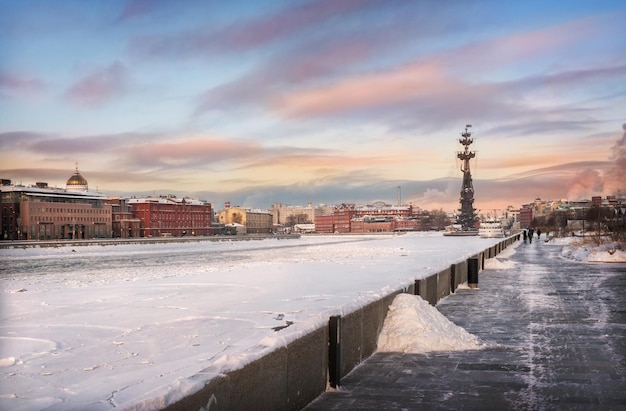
left=0, top=233, right=514, bottom=410
left=377, top=293, right=484, bottom=353
left=376, top=239, right=524, bottom=355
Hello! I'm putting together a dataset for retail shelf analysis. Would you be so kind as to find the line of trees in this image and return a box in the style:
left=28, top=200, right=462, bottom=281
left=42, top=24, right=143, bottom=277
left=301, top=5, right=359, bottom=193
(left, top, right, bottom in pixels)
left=532, top=205, right=625, bottom=244
left=286, top=213, right=311, bottom=226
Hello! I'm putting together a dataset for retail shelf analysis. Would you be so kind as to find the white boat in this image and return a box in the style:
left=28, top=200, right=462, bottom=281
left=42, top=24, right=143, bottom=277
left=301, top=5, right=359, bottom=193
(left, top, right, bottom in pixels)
left=443, top=224, right=478, bottom=237
left=478, top=221, right=505, bottom=238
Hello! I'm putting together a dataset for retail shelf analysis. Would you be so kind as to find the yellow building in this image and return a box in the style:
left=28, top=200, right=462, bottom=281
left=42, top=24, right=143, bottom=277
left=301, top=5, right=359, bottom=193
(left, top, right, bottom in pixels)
left=217, top=206, right=273, bottom=234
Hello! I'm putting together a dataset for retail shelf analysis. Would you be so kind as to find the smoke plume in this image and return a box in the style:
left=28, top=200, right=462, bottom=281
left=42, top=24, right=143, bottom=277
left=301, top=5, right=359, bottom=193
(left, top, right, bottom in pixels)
left=604, top=123, right=626, bottom=195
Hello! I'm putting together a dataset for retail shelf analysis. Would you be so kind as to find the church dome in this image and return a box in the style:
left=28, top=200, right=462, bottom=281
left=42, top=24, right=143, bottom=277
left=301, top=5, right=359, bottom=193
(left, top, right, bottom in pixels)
left=67, top=172, right=88, bottom=186
left=66, top=164, right=88, bottom=191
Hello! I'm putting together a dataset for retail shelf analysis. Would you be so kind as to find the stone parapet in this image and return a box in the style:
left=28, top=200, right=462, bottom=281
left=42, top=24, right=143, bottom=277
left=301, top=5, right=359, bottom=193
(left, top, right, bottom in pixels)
left=163, top=234, right=519, bottom=410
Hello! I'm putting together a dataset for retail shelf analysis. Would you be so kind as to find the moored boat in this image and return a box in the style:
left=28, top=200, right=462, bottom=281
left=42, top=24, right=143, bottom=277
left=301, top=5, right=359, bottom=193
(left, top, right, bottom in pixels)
left=443, top=224, right=478, bottom=237
left=478, top=220, right=505, bottom=238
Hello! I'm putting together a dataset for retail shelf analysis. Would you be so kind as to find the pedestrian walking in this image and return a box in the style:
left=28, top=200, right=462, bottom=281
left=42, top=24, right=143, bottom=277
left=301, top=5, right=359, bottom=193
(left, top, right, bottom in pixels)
left=528, top=228, right=534, bottom=243
left=523, top=230, right=527, bottom=243
left=537, top=229, right=541, bottom=239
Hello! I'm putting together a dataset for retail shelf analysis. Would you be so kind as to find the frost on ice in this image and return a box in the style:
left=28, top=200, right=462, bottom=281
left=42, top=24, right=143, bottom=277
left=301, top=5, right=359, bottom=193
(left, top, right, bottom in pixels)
left=377, top=293, right=484, bottom=354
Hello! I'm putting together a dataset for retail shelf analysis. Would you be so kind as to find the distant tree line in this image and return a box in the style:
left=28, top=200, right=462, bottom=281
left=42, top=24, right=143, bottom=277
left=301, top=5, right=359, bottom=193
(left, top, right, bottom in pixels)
left=419, top=209, right=450, bottom=231
left=286, top=213, right=311, bottom=226
left=532, top=205, right=625, bottom=244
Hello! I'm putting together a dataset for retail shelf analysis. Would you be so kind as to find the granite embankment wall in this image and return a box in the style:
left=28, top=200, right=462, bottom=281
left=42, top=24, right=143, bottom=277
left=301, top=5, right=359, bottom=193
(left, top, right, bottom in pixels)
left=163, top=234, right=521, bottom=411
left=0, top=234, right=299, bottom=249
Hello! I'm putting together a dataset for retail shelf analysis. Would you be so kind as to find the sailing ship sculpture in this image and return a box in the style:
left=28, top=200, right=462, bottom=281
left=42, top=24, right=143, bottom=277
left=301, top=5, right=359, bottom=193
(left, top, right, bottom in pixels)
left=444, top=125, right=479, bottom=236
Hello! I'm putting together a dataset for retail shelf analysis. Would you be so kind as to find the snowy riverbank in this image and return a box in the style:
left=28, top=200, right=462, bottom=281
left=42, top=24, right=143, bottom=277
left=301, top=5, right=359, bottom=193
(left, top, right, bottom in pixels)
left=3, top=231, right=623, bottom=410
left=1, top=232, right=503, bottom=410
left=550, top=236, right=626, bottom=263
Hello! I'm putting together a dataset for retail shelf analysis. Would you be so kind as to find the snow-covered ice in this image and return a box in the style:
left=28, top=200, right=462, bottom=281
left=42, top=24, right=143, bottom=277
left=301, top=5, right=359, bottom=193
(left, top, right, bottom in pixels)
left=1, top=233, right=506, bottom=410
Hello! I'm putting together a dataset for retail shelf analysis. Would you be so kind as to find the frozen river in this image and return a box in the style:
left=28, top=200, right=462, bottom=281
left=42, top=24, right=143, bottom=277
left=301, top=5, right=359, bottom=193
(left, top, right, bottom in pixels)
left=1, top=233, right=504, bottom=410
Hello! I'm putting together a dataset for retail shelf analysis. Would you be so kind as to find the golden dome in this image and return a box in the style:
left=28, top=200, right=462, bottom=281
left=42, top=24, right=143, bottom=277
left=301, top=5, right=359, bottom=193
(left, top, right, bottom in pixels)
left=66, top=164, right=88, bottom=191
left=67, top=173, right=88, bottom=186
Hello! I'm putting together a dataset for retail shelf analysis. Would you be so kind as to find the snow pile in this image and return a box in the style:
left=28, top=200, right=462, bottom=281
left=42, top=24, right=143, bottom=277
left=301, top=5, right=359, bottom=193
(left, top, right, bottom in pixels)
left=484, top=241, right=520, bottom=270
left=377, top=294, right=484, bottom=353
left=561, top=240, right=626, bottom=263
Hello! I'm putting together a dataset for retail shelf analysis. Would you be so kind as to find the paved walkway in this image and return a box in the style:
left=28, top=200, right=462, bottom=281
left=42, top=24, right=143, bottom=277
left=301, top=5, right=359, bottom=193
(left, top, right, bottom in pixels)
left=305, top=239, right=626, bottom=410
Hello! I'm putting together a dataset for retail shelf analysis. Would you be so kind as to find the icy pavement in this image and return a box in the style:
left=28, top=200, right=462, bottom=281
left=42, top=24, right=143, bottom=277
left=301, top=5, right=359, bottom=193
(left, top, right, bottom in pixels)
left=306, top=239, right=626, bottom=410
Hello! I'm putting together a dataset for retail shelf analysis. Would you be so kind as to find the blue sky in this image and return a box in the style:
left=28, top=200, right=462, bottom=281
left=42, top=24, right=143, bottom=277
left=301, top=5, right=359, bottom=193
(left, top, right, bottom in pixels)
left=1, top=0, right=625, bottom=212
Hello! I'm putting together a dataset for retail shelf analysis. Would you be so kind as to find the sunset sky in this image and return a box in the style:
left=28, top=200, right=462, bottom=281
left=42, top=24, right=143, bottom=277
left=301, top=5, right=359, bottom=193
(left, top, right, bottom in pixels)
left=1, top=0, right=625, bottom=213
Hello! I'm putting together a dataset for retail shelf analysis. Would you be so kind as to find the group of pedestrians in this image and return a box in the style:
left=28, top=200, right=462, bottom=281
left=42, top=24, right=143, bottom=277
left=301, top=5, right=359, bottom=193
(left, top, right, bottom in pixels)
left=522, top=227, right=542, bottom=243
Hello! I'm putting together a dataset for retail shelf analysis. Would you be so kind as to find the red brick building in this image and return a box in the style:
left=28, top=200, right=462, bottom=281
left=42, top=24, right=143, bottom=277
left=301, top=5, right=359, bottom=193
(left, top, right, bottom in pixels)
left=1, top=171, right=112, bottom=240
left=519, top=205, right=533, bottom=229
left=314, top=203, right=421, bottom=234
left=109, top=197, right=141, bottom=238
left=314, top=214, right=335, bottom=233
left=349, top=218, right=421, bottom=233
left=128, top=196, right=214, bottom=237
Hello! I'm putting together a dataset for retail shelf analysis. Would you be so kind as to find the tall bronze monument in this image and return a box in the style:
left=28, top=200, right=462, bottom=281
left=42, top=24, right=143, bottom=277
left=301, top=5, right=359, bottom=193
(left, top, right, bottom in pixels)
left=456, top=125, right=478, bottom=232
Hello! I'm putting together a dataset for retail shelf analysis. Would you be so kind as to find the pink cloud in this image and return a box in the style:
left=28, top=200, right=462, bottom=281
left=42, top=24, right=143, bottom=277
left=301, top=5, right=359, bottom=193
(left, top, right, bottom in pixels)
left=65, top=61, right=129, bottom=107
left=127, top=138, right=261, bottom=168
left=194, top=39, right=372, bottom=115
left=237, top=152, right=402, bottom=173
left=31, top=135, right=125, bottom=154
left=219, top=0, right=375, bottom=50
left=273, top=61, right=466, bottom=117
left=130, top=0, right=381, bottom=58
left=116, top=0, right=156, bottom=22
left=0, top=72, right=46, bottom=97
left=268, top=13, right=623, bottom=130
left=443, top=15, right=602, bottom=72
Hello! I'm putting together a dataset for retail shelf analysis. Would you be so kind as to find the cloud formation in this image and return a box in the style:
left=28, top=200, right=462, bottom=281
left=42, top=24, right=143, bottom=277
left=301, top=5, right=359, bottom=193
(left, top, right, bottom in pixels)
left=115, top=0, right=158, bottom=23
left=129, top=0, right=382, bottom=59
left=268, top=14, right=625, bottom=131
left=0, top=72, right=46, bottom=98
left=64, top=61, right=130, bottom=107
left=1, top=2, right=625, bottom=212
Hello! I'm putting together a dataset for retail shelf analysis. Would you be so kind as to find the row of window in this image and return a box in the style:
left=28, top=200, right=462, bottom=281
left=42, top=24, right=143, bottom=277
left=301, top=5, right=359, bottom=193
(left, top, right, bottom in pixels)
left=147, top=221, right=202, bottom=227
left=31, top=215, right=110, bottom=223
left=150, top=216, right=210, bottom=222
left=29, top=224, right=109, bottom=238
left=28, top=196, right=104, bottom=206
left=30, top=207, right=108, bottom=214
left=139, top=208, right=211, bottom=214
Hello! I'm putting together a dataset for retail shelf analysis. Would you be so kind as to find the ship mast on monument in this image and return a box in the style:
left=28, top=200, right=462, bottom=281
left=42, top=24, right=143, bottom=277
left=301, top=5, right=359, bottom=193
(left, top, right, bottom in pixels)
left=442, top=124, right=479, bottom=236
left=457, top=124, right=478, bottom=232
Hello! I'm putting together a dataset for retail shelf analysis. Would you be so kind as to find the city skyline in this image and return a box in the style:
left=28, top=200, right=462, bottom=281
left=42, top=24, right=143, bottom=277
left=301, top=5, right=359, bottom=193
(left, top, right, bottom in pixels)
left=1, top=0, right=626, bottom=212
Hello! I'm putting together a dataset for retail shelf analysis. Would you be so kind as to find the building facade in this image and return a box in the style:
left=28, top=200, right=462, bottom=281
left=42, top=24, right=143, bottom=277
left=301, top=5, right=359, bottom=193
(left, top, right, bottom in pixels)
left=109, top=197, right=141, bottom=238
left=314, top=203, right=421, bottom=234
left=128, top=196, right=214, bottom=237
left=1, top=169, right=112, bottom=240
left=217, top=206, right=273, bottom=234
left=269, top=202, right=334, bottom=228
